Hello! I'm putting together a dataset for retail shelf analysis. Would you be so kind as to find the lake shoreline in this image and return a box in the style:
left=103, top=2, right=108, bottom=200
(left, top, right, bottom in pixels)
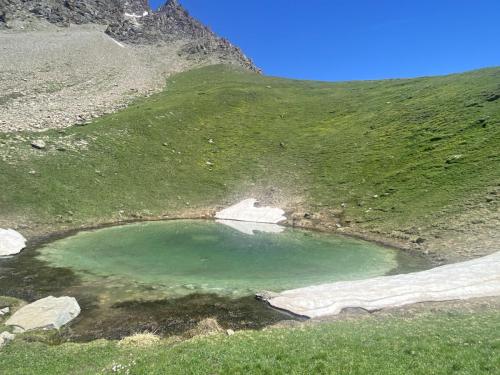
left=13, top=211, right=439, bottom=268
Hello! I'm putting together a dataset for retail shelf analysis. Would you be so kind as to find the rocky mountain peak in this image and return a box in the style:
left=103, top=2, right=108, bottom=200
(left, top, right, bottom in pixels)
left=0, top=0, right=259, bottom=71
left=159, top=0, right=180, bottom=9
left=122, top=0, right=150, bottom=15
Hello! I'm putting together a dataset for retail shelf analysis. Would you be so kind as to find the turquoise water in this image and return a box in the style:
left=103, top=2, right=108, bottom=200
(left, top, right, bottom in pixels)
left=38, top=220, right=402, bottom=298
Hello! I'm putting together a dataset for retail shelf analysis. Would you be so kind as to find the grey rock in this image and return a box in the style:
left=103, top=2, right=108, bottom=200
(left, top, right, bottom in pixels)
left=0, top=307, right=10, bottom=316
left=6, top=296, right=80, bottom=332
left=31, top=139, right=46, bottom=149
left=0, top=332, right=15, bottom=349
left=0, top=229, right=27, bottom=256
left=485, top=93, right=499, bottom=102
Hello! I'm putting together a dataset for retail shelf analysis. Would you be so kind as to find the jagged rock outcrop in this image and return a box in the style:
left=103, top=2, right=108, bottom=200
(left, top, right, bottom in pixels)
left=0, top=0, right=258, bottom=71
left=0, top=0, right=148, bottom=26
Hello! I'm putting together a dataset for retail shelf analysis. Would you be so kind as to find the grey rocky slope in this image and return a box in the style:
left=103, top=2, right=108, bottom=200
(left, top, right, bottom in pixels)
left=0, top=0, right=258, bottom=132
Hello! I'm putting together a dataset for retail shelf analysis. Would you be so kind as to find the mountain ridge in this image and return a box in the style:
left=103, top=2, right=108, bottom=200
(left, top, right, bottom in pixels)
left=0, top=0, right=258, bottom=71
left=0, top=0, right=259, bottom=132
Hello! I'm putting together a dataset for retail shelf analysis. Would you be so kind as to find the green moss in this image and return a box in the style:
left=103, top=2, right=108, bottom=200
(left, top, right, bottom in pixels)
left=0, top=65, right=499, bottom=234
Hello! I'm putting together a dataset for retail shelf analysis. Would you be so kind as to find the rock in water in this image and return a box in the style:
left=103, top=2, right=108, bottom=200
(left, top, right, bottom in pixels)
left=0, top=229, right=27, bottom=256
left=6, top=296, right=81, bottom=332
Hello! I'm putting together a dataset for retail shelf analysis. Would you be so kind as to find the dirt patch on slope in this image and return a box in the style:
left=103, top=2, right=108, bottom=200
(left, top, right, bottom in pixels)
left=0, top=24, right=217, bottom=132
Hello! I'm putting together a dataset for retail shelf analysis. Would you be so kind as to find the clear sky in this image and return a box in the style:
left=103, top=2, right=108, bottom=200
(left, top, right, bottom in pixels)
left=150, top=0, right=500, bottom=81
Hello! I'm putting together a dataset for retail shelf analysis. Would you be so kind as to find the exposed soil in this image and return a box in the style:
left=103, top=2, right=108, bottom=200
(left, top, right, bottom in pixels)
left=0, top=24, right=235, bottom=132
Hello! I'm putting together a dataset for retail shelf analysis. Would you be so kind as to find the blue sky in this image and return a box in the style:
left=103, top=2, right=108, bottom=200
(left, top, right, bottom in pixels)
left=150, top=0, right=500, bottom=81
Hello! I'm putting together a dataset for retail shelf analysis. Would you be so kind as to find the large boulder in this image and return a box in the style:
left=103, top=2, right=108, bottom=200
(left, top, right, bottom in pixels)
left=6, top=296, right=81, bottom=332
left=0, top=229, right=27, bottom=256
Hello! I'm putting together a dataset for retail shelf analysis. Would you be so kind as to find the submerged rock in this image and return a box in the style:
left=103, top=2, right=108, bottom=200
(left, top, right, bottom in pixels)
left=215, top=199, right=286, bottom=224
left=0, top=229, right=27, bottom=256
left=6, top=296, right=81, bottom=332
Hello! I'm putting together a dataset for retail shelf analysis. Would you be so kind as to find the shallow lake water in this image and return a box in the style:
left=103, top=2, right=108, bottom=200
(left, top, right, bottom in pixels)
left=0, top=220, right=430, bottom=341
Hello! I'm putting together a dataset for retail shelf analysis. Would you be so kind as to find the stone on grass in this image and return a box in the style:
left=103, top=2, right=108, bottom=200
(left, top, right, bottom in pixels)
left=0, top=229, right=27, bottom=256
left=6, top=296, right=80, bottom=332
left=31, top=139, right=46, bottom=149
left=0, top=307, right=10, bottom=316
left=0, top=332, right=15, bottom=349
left=215, top=199, right=286, bottom=224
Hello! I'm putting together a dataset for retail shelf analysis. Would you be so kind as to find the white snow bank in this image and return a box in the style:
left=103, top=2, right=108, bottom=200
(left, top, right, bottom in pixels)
left=0, top=229, right=27, bottom=256
left=264, top=251, right=500, bottom=318
left=215, top=199, right=286, bottom=224
left=124, top=12, right=144, bottom=19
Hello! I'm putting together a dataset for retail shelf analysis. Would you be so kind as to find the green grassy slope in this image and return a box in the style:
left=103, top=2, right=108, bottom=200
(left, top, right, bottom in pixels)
left=0, top=310, right=498, bottom=374
left=1, top=65, right=499, bottom=239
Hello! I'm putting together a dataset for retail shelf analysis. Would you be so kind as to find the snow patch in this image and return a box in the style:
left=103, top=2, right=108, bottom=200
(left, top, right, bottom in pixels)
left=124, top=11, right=148, bottom=19
left=215, top=199, right=286, bottom=224
left=124, top=12, right=143, bottom=19
left=263, top=251, right=500, bottom=318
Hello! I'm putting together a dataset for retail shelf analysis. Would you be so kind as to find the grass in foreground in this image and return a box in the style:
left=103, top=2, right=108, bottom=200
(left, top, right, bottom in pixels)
left=0, top=65, right=498, bottom=237
left=0, top=310, right=498, bottom=374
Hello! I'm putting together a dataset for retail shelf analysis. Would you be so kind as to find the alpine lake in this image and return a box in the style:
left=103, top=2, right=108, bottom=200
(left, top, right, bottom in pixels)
left=0, top=220, right=430, bottom=341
